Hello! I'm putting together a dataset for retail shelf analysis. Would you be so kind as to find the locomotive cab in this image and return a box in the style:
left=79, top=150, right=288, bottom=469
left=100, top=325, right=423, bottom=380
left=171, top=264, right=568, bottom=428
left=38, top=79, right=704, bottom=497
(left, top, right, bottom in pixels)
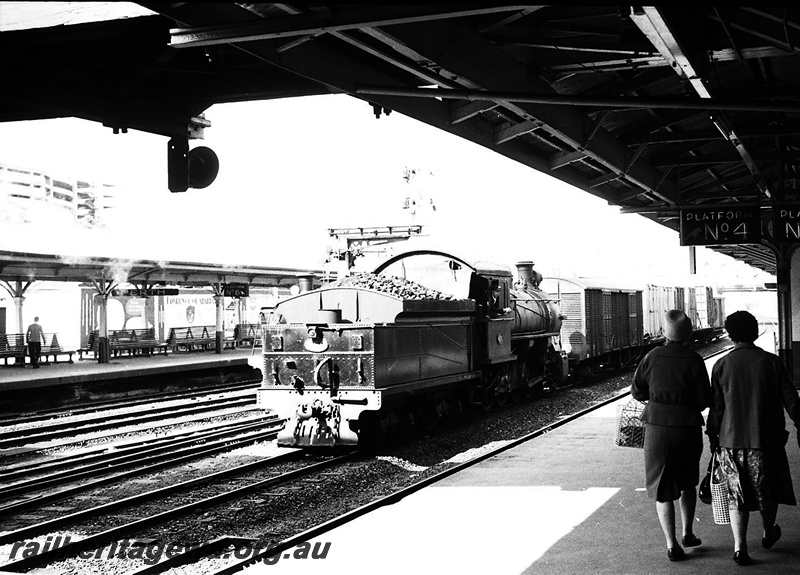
left=469, top=272, right=514, bottom=365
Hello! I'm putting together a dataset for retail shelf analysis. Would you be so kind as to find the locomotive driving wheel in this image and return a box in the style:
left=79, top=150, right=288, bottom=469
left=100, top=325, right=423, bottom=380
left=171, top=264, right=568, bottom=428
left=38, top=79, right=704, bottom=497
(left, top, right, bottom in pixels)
left=478, top=367, right=511, bottom=410
left=511, top=361, right=539, bottom=402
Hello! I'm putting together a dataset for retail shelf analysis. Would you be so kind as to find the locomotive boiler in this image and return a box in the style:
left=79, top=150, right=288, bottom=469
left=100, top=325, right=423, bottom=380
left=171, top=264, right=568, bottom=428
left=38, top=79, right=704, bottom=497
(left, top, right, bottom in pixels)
left=252, top=250, right=567, bottom=448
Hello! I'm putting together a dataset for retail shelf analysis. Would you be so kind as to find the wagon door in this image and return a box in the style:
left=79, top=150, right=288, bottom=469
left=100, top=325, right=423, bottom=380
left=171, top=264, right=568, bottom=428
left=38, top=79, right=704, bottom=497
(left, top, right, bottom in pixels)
left=601, top=290, right=614, bottom=353
left=612, top=291, right=630, bottom=349
left=631, top=291, right=643, bottom=347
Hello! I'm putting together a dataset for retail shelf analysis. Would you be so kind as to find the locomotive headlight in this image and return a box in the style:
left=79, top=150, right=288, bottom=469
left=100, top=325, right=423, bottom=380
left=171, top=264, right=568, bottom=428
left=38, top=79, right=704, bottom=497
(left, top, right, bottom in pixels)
left=271, top=335, right=284, bottom=351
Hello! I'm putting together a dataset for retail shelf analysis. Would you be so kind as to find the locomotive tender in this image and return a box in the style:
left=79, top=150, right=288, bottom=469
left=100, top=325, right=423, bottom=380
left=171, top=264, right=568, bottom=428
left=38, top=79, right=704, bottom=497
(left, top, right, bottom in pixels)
left=252, top=250, right=567, bottom=447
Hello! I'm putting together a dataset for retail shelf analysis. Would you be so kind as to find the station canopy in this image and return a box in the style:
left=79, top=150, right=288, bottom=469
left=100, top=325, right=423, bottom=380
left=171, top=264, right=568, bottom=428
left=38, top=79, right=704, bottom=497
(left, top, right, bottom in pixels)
left=0, top=250, right=323, bottom=291
left=4, top=4, right=800, bottom=275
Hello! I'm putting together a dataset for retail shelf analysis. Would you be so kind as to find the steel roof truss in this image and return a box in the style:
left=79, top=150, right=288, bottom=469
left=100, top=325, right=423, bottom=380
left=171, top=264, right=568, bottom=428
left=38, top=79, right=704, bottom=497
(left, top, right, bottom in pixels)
left=630, top=6, right=772, bottom=200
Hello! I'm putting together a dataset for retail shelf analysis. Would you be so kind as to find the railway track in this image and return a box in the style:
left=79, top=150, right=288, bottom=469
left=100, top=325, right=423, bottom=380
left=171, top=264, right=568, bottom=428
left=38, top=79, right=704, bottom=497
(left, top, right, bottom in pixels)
left=0, top=390, right=260, bottom=450
left=0, top=416, right=284, bottom=512
left=0, top=450, right=358, bottom=573
left=0, top=341, right=733, bottom=574
left=0, top=380, right=261, bottom=426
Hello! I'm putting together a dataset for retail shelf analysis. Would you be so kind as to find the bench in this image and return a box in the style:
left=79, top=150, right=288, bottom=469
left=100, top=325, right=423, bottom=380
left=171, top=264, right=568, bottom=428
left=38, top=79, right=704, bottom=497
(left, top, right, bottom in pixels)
left=109, top=327, right=168, bottom=357
left=135, top=328, right=169, bottom=356
left=167, top=326, right=236, bottom=352
left=0, top=334, right=26, bottom=366
left=234, top=323, right=263, bottom=347
left=0, top=333, right=74, bottom=365
left=78, top=328, right=168, bottom=359
left=40, top=333, right=75, bottom=364
left=78, top=331, right=98, bottom=360
left=167, top=325, right=216, bottom=352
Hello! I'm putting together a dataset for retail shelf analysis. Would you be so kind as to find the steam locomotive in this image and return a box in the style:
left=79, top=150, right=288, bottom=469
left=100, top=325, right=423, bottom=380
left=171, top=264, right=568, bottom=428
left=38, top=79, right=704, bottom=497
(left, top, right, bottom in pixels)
left=251, top=250, right=567, bottom=447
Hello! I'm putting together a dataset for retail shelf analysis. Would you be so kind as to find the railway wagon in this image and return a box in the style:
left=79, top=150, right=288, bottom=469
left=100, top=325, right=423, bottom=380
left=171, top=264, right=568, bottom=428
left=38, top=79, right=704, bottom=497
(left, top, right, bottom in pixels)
left=539, top=277, right=725, bottom=372
left=537, top=277, right=644, bottom=372
left=642, top=284, right=724, bottom=343
left=690, top=286, right=726, bottom=342
left=252, top=250, right=567, bottom=448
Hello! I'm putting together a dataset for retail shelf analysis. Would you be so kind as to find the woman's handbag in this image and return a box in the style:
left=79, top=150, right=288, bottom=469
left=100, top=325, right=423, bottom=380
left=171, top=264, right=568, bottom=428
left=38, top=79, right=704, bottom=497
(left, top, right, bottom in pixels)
left=698, top=455, right=713, bottom=505
left=614, top=398, right=646, bottom=448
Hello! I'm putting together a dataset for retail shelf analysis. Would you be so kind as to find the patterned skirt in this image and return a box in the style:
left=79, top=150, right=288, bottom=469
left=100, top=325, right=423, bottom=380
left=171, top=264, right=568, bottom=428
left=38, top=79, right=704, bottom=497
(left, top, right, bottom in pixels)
left=720, top=447, right=796, bottom=511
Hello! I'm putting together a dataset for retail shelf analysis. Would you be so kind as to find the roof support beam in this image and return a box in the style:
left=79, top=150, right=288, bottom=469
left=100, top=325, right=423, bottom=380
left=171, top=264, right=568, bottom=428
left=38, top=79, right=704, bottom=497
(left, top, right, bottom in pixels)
left=357, top=20, right=682, bottom=205
left=355, top=85, right=800, bottom=115
left=168, top=5, right=535, bottom=48
left=629, top=6, right=772, bottom=199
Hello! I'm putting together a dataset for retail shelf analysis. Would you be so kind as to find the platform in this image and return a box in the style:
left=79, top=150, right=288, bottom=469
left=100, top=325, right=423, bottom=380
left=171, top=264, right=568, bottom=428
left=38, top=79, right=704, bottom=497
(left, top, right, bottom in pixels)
left=0, top=348, right=260, bottom=389
left=243, top=393, right=800, bottom=575
left=0, top=348, right=261, bottom=412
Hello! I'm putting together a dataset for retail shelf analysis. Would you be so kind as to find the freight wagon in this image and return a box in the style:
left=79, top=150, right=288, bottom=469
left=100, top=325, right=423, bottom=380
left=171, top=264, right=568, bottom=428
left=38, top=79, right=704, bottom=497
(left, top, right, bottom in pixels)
left=538, top=277, right=725, bottom=375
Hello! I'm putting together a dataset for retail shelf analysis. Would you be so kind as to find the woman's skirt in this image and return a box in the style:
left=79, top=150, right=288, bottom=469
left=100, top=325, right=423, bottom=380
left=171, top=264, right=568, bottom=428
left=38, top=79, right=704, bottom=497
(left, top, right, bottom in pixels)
left=644, top=423, right=703, bottom=502
left=722, top=447, right=796, bottom=511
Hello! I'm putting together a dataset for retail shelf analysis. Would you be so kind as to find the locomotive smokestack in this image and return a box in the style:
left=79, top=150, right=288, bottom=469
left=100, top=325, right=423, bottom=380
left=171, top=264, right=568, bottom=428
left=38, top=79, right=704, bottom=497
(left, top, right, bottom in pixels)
left=515, top=261, right=539, bottom=289
left=297, top=274, right=315, bottom=293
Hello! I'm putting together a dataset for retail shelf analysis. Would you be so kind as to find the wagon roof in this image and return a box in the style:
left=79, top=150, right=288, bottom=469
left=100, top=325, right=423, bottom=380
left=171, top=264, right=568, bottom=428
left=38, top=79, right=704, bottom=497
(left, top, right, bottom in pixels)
left=539, top=276, right=644, bottom=292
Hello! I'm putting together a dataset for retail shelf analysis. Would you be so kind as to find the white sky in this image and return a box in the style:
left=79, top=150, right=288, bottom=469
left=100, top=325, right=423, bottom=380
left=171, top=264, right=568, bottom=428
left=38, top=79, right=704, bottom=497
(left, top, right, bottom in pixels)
left=0, top=93, right=774, bottom=287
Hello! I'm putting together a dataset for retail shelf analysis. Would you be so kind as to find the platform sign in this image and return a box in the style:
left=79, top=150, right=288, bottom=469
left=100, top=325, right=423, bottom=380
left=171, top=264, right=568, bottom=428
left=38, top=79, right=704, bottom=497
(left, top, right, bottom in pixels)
left=679, top=206, right=761, bottom=246
left=772, top=206, right=800, bottom=243
left=223, top=283, right=249, bottom=298
left=112, top=288, right=180, bottom=297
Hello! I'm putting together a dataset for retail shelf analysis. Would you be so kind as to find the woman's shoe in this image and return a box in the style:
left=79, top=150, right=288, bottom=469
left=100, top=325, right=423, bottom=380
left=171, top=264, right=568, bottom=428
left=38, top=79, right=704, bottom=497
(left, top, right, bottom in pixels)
left=667, top=547, right=685, bottom=562
left=733, top=550, right=751, bottom=566
left=762, top=524, right=781, bottom=549
left=681, top=534, right=701, bottom=547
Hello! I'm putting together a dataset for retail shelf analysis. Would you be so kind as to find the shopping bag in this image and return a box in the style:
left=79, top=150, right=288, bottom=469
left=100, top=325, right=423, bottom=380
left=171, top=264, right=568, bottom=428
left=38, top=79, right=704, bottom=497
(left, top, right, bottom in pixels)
left=710, top=452, right=730, bottom=524
left=710, top=448, right=744, bottom=525
left=614, top=398, right=646, bottom=448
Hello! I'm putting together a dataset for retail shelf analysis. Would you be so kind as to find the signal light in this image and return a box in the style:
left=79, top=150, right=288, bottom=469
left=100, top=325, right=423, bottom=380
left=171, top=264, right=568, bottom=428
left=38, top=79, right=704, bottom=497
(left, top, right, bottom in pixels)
left=168, top=137, right=220, bottom=192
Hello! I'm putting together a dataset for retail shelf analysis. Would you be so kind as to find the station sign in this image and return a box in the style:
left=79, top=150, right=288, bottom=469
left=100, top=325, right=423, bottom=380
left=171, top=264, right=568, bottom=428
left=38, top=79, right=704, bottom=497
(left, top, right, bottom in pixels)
left=112, top=288, right=180, bottom=297
left=679, top=206, right=761, bottom=246
left=772, top=205, right=800, bottom=243
left=223, top=283, right=249, bottom=298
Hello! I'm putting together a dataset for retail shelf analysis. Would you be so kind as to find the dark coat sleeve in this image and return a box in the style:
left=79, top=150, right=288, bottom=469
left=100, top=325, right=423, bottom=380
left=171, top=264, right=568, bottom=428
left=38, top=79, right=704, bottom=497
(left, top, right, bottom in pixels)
left=776, top=356, right=800, bottom=430
left=631, top=356, right=650, bottom=402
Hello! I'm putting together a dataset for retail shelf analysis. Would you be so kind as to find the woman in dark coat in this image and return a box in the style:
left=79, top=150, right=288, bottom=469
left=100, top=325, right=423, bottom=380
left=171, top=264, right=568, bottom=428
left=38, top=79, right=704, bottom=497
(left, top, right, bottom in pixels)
left=707, top=310, right=800, bottom=566
left=631, top=309, right=711, bottom=561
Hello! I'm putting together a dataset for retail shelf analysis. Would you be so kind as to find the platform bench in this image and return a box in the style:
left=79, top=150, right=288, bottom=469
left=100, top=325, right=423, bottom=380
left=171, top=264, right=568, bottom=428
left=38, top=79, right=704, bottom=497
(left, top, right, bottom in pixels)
left=40, top=333, right=75, bottom=364
left=234, top=323, right=262, bottom=347
left=167, top=326, right=216, bottom=352
left=79, top=329, right=168, bottom=359
left=109, top=328, right=168, bottom=357
left=131, top=327, right=169, bottom=356
left=78, top=331, right=99, bottom=360
left=0, top=334, right=26, bottom=365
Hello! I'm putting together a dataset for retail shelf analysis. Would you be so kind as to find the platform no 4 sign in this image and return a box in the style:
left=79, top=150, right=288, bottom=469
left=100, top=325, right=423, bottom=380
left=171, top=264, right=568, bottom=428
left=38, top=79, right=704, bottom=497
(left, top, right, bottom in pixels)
left=679, top=206, right=761, bottom=246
